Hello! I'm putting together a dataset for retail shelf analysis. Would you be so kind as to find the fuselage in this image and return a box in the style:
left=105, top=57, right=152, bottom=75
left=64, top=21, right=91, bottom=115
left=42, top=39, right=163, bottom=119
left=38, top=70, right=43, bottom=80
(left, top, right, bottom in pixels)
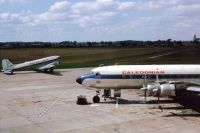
left=76, top=65, right=200, bottom=90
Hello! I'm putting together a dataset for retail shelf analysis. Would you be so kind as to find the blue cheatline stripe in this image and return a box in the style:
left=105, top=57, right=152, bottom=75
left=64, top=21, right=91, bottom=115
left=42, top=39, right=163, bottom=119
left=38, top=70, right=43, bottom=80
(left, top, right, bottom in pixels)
left=82, top=74, right=200, bottom=80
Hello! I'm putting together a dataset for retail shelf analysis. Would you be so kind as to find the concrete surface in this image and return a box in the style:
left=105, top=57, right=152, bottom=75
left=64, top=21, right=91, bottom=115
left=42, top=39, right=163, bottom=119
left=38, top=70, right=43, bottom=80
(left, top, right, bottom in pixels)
left=0, top=68, right=200, bottom=133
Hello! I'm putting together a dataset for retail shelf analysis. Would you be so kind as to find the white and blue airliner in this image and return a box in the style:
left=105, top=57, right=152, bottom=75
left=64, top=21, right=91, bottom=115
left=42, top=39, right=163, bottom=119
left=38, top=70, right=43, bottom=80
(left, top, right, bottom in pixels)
left=76, top=65, right=200, bottom=103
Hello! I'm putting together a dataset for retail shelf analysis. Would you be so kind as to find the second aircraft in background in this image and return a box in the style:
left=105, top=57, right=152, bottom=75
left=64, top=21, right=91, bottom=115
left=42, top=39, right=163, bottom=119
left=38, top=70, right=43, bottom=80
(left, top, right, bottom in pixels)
left=2, top=56, right=60, bottom=74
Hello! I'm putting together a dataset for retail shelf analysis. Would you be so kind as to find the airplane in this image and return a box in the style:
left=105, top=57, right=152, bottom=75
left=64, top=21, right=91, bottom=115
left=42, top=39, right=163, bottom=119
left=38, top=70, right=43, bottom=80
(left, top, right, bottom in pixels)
left=76, top=65, right=200, bottom=103
left=1, top=56, right=60, bottom=74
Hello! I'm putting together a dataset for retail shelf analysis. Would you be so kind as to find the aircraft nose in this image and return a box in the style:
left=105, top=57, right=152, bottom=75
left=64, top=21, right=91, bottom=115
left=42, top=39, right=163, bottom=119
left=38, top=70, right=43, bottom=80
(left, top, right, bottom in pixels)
left=76, top=77, right=82, bottom=84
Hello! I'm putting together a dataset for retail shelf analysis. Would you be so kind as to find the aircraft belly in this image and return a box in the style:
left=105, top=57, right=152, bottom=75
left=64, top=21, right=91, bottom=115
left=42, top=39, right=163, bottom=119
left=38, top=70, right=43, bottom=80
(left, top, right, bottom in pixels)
left=83, top=79, right=143, bottom=89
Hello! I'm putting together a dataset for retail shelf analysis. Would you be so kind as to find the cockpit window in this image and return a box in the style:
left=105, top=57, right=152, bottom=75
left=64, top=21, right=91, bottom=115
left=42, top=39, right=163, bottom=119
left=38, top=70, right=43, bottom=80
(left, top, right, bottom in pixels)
left=96, top=72, right=100, bottom=75
left=88, top=72, right=100, bottom=75
left=88, top=72, right=94, bottom=74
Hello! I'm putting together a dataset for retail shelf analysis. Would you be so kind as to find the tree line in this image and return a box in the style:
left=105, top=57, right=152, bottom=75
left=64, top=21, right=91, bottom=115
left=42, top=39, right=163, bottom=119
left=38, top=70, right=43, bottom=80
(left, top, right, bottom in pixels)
left=0, top=39, right=199, bottom=49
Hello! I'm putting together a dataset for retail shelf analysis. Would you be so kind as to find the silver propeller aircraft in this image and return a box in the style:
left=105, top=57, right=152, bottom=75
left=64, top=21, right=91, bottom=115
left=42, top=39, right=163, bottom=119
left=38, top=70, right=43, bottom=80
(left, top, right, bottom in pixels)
left=2, top=56, right=60, bottom=74
left=76, top=65, right=200, bottom=103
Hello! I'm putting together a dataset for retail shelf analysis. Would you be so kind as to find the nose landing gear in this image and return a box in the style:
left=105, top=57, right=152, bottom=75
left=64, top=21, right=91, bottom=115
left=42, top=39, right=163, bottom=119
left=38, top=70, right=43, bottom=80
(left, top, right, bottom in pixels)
left=93, top=95, right=100, bottom=103
left=93, top=91, right=100, bottom=103
left=92, top=89, right=121, bottom=103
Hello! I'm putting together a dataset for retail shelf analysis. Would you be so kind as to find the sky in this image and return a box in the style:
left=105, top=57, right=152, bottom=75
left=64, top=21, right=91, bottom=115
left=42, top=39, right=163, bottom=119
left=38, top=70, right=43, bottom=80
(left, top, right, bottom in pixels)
left=0, top=0, right=199, bottom=42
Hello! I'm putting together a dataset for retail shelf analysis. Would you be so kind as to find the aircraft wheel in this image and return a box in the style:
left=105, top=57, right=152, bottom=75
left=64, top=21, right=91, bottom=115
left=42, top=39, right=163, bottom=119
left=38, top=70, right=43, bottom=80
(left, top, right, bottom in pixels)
left=93, top=95, right=100, bottom=103
left=49, top=69, right=54, bottom=73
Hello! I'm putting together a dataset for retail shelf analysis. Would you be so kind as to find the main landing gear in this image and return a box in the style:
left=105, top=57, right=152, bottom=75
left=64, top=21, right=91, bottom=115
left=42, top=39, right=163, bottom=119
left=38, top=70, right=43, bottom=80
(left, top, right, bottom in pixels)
left=92, top=90, right=111, bottom=103
left=102, top=89, right=111, bottom=101
left=44, top=69, right=54, bottom=73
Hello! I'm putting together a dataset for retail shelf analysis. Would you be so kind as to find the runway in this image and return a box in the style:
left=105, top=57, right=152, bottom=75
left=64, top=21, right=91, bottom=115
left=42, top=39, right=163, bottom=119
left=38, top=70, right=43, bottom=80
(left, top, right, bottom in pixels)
left=0, top=68, right=200, bottom=133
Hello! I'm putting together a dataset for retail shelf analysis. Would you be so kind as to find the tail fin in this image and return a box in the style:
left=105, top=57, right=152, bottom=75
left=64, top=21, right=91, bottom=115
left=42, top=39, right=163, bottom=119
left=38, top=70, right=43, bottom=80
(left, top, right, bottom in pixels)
left=2, top=59, right=14, bottom=72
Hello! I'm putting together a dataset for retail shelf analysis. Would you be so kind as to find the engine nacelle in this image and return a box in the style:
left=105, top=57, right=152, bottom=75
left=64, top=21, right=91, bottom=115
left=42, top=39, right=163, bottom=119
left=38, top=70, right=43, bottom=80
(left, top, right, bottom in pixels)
left=147, top=83, right=157, bottom=91
left=160, top=84, right=176, bottom=97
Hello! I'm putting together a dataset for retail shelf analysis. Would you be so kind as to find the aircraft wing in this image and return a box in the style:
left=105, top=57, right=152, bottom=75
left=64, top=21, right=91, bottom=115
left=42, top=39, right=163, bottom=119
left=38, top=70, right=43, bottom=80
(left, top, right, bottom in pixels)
left=169, top=81, right=200, bottom=87
left=186, top=87, right=200, bottom=93
left=38, top=63, right=55, bottom=70
left=169, top=81, right=200, bottom=96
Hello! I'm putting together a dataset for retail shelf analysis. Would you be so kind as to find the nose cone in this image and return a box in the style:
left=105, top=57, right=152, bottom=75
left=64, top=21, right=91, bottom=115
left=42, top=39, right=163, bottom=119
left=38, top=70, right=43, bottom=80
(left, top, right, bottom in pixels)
left=76, top=77, right=82, bottom=84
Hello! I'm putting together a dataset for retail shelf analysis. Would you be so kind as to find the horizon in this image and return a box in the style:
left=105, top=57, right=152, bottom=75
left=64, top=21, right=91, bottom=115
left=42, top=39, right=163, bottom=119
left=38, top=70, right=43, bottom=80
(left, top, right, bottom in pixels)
left=0, top=38, right=197, bottom=43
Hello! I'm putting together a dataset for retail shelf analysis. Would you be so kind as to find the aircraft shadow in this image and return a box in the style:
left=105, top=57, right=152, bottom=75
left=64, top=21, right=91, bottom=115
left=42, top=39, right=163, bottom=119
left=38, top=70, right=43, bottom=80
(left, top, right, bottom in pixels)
left=99, top=98, right=174, bottom=105
left=161, top=97, right=200, bottom=117
left=164, top=112, right=200, bottom=117
left=42, top=71, right=63, bottom=76
left=9, top=71, right=37, bottom=75
left=173, top=97, right=200, bottom=113
left=161, top=106, right=189, bottom=110
left=99, top=98, right=200, bottom=117
left=8, top=70, right=63, bottom=76
left=34, top=70, right=63, bottom=76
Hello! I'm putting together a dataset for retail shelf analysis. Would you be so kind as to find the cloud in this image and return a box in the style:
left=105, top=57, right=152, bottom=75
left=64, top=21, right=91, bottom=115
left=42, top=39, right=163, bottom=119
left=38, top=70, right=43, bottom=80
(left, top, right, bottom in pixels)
left=69, top=0, right=118, bottom=27
left=117, top=1, right=160, bottom=10
left=117, top=0, right=179, bottom=10
left=0, top=12, right=20, bottom=21
left=158, top=0, right=179, bottom=5
left=117, top=2, right=136, bottom=10
left=179, top=0, right=199, bottom=5
left=0, top=0, right=200, bottom=41
left=49, top=1, right=70, bottom=12
left=97, top=0, right=114, bottom=6
left=70, top=0, right=116, bottom=14
left=19, top=1, right=71, bottom=26
left=171, top=4, right=200, bottom=17
left=71, top=2, right=100, bottom=14
left=1, top=0, right=179, bottom=28
left=70, top=11, right=116, bottom=27
left=21, top=12, right=67, bottom=26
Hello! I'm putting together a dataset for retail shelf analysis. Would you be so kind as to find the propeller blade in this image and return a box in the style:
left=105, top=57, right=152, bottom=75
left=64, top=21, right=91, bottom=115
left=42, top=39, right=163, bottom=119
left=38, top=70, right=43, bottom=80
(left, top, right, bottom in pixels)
left=143, top=75, right=147, bottom=102
left=153, top=88, right=158, bottom=92
left=156, top=74, right=160, bottom=103
left=158, top=92, right=160, bottom=103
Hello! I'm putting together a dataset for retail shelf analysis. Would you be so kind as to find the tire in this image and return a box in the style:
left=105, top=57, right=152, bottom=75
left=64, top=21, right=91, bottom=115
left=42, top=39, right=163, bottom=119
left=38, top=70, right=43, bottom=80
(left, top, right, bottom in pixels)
left=49, top=69, right=54, bottom=73
left=93, top=95, right=100, bottom=103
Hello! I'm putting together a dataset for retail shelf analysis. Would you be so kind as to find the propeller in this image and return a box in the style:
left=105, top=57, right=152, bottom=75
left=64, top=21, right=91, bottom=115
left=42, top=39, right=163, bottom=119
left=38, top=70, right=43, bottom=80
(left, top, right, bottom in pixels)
left=141, top=75, right=161, bottom=103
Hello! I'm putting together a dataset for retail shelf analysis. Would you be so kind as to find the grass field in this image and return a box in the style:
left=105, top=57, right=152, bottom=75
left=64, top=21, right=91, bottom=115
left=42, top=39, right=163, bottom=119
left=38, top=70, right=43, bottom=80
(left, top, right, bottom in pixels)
left=1, top=47, right=200, bottom=69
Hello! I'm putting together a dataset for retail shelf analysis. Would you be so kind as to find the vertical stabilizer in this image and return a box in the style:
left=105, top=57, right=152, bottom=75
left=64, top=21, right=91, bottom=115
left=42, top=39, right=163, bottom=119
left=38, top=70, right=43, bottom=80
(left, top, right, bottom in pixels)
left=2, top=59, right=14, bottom=73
